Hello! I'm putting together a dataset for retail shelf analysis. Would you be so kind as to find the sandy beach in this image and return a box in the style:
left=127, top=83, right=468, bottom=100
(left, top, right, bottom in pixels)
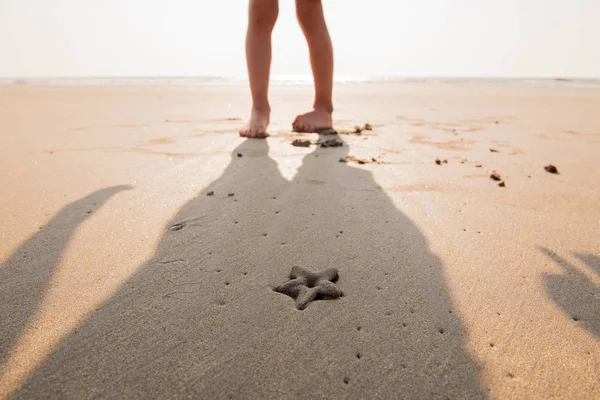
left=1, top=82, right=599, bottom=398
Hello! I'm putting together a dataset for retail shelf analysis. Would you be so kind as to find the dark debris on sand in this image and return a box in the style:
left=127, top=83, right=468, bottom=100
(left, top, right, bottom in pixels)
left=498, top=181, right=506, bottom=187
left=237, top=153, right=243, bottom=157
left=336, top=123, right=373, bottom=135
left=291, top=139, right=312, bottom=147
left=544, top=164, right=559, bottom=174
left=319, top=138, right=344, bottom=148
left=207, top=191, right=214, bottom=196
left=342, top=155, right=382, bottom=165
left=490, top=171, right=502, bottom=181
left=490, top=148, right=500, bottom=153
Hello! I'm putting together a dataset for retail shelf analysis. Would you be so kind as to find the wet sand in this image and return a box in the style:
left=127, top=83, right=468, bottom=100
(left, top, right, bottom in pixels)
left=1, top=83, right=599, bottom=398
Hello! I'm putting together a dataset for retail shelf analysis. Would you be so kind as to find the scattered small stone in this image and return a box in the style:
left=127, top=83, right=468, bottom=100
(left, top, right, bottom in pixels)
left=228, top=193, right=235, bottom=197
left=364, top=123, right=372, bottom=131
left=460, top=158, right=467, bottom=164
left=372, top=157, right=377, bottom=162
left=319, top=138, right=343, bottom=148
left=358, top=160, right=365, bottom=165
left=237, top=153, right=242, bottom=157
left=435, top=158, right=442, bottom=165
left=291, top=139, right=311, bottom=147
left=490, top=148, right=500, bottom=153
left=544, top=164, right=559, bottom=174
left=475, top=164, right=483, bottom=168
left=490, top=171, right=502, bottom=181
left=443, top=159, right=448, bottom=164
left=354, top=125, right=363, bottom=134
left=339, top=157, right=347, bottom=163
left=207, top=191, right=214, bottom=196
left=498, top=181, right=506, bottom=187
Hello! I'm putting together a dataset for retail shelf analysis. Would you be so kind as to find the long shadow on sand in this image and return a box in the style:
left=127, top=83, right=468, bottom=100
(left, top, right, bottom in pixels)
left=0, top=186, right=131, bottom=367
left=12, top=138, right=485, bottom=398
left=541, top=248, right=600, bottom=338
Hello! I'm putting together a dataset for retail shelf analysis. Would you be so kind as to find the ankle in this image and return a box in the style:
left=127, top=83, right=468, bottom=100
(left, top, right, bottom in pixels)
left=251, top=104, right=271, bottom=114
left=314, top=103, right=333, bottom=114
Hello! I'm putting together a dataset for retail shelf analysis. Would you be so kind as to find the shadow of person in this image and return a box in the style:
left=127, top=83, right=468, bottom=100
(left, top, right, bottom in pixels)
left=0, top=185, right=132, bottom=366
left=541, top=247, right=600, bottom=338
left=574, top=253, right=600, bottom=276
left=12, top=138, right=484, bottom=399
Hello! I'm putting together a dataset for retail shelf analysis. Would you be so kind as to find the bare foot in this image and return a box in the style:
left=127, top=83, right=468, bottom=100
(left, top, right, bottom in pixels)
left=292, top=108, right=333, bottom=133
left=239, top=108, right=270, bottom=138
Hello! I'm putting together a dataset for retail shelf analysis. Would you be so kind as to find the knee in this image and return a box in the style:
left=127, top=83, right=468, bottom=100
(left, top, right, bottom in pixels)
left=248, top=0, right=279, bottom=30
left=296, top=0, right=321, bottom=25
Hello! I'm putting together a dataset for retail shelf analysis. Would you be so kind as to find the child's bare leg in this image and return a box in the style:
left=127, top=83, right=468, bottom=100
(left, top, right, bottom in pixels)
left=240, top=0, right=279, bottom=138
left=293, top=0, right=334, bottom=133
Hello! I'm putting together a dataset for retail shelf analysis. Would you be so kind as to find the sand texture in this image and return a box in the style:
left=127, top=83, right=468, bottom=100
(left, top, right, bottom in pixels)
left=1, top=83, right=599, bottom=399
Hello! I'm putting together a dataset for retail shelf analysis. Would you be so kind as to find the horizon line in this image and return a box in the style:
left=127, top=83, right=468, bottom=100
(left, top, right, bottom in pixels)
left=2, top=75, right=600, bottom=87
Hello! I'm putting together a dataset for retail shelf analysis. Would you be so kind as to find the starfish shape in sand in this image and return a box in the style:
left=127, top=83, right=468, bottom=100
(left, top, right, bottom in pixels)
left=273, top=266, right=343, bottom=310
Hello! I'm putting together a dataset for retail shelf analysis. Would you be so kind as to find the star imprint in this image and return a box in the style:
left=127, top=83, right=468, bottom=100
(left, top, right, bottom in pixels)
left=273, top=266, right=343, bottom=310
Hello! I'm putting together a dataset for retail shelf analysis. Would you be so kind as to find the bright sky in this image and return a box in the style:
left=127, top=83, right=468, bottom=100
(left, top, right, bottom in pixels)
left=1, top=0, right=599, bottom=78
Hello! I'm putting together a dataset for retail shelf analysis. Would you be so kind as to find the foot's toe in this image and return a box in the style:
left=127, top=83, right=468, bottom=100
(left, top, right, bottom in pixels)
left=295, top=122, right=309, bottom=133
left=293, top=115, right=306, bottom=131
left=249, top=128, right=268, bottom=138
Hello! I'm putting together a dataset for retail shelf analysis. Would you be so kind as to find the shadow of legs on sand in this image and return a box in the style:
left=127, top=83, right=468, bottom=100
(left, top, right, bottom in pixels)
left=0, top=185, right=132, bottom=367
left=541, top=247, right=600, bottom=338
left=12, top=138, right=484, bottom=398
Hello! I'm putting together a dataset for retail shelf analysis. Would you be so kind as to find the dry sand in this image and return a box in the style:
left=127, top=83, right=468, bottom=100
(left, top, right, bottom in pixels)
left=0, top=82, right=599, bottom=399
